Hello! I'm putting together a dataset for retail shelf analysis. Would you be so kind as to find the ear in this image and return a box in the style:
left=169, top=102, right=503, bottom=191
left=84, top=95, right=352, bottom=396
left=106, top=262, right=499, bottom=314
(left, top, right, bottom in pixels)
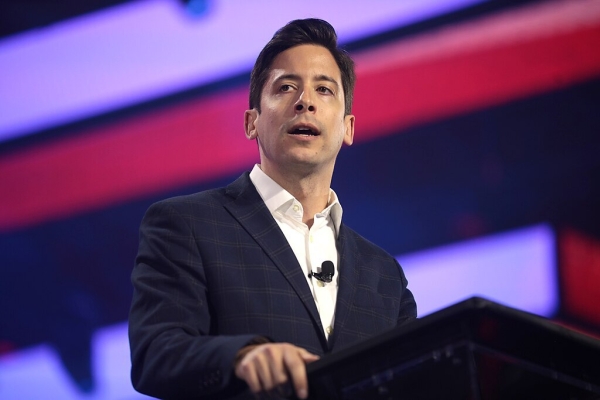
left=244, top=109, right=259, bottom=140
left=343, top=114, right=355, bottom=146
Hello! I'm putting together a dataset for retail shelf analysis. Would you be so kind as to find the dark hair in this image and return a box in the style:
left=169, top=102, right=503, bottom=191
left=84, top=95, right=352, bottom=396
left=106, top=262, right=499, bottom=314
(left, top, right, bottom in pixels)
left=249, top=18, right=356, bottom=115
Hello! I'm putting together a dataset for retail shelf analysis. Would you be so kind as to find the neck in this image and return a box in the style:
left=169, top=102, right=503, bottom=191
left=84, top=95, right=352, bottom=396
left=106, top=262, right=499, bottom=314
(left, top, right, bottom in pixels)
left=259, top=164, right=332, bottom=228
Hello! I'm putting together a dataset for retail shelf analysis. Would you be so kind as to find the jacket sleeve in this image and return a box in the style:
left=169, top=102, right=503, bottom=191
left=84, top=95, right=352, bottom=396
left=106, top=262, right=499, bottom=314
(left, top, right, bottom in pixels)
left=395, top=259, right=418, bottom=325
left=128, top=200, right=260, bottom=399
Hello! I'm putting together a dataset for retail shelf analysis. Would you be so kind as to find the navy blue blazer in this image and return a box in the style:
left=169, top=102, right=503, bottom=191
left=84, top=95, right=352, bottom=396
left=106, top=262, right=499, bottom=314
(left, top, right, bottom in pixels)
left=129, top=173, right=416, bottom=399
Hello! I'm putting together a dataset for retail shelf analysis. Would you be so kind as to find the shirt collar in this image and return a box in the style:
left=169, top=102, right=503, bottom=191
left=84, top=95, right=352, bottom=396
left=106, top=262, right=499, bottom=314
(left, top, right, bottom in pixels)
left=249, top=164, right=343, bottom=235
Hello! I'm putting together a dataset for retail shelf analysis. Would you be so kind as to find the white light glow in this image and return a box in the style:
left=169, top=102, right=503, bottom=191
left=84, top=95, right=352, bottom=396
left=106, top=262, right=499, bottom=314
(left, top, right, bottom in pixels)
left=399, top=224, right=558, bottom=318
left=0, top=323, right=150, bottom=399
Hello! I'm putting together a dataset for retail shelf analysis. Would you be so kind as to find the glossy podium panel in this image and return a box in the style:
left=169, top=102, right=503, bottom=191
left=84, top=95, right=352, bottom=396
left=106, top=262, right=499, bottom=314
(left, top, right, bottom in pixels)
left=306, top=297, right=600, bottom=399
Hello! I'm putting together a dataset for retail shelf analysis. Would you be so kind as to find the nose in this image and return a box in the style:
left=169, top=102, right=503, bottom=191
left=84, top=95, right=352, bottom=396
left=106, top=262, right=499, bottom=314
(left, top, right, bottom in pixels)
left=294, top=90, right=315, bottom=113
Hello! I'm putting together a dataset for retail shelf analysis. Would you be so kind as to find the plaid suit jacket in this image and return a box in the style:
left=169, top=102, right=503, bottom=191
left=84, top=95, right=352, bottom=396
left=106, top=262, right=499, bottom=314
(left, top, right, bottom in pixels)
left=129, top=172, right=416, bottom=399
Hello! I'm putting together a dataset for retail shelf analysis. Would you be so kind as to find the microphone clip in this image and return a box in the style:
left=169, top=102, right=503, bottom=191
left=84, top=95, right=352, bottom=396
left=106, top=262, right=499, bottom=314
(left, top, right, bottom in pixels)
left=309, top=261, right=335, bottom=283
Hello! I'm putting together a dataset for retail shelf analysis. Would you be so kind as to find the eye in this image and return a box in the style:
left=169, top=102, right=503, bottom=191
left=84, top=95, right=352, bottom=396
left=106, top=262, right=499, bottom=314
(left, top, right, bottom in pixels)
left=280, top=84, right=294, bottom=92
left=317, top=86, right=333, bottom=94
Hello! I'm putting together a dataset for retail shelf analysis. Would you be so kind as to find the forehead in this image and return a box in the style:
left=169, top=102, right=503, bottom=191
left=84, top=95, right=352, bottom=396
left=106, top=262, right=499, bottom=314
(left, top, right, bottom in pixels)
left=267, top=44, right=342, bottom=83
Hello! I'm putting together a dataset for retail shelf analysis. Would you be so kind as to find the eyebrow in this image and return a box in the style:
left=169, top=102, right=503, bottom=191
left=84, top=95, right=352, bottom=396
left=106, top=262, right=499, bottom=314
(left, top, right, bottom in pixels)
left=273, top=73, right=340, bottom=90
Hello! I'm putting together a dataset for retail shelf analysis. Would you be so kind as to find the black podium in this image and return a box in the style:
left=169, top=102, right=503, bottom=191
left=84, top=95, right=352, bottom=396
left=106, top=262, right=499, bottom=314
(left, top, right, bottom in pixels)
left=306, top=297, right=600, bottom=399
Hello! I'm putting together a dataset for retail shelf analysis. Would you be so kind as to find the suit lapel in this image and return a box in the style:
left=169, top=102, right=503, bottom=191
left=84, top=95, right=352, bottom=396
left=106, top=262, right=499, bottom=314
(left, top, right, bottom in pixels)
left=223, top=174, right=324, bottom=336
left=328, top=224, right=360, bottom=350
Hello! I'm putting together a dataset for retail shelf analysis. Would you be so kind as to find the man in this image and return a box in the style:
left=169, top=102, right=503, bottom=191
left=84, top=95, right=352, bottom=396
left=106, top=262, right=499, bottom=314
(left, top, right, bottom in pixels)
left=129, top=18, right=416, bottom=399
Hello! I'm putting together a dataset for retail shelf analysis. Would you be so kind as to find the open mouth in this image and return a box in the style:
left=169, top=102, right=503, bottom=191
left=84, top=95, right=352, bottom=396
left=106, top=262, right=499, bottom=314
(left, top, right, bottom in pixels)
left=288, top=124, right=320, bottom=136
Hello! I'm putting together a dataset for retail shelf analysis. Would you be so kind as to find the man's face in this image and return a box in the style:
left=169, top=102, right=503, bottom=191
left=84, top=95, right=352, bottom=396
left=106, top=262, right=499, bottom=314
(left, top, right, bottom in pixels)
left=245, top=44, right=354, bottom=178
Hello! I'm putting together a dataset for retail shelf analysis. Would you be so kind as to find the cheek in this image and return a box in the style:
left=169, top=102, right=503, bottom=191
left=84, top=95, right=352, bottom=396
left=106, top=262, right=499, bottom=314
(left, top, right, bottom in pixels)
left=255, top=111, right=270, bottom=132
left=256, top=114, right=280, bottom=141
left=332, top=118, right=347, bottom=141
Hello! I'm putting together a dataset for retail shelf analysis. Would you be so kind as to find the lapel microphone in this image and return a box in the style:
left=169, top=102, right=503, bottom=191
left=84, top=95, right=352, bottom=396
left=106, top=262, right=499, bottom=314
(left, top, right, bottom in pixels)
left=309, top=261, right=335, bottom=283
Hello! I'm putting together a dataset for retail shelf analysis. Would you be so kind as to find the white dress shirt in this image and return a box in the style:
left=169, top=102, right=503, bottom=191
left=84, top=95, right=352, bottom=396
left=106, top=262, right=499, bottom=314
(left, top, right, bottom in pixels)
left=249, top=165, right=341, bottom=339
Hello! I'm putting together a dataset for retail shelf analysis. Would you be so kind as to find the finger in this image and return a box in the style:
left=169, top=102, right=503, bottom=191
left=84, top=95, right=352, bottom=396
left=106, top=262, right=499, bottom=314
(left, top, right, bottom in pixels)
left=252, top=347, right=276, bottom=393
left=236, top=355, right=262, bottom=395
left=283, top=348, right=310, bottom=399
left=237, top=345, right=278, bottom=394
left=266, top=346, right=288, bottom=389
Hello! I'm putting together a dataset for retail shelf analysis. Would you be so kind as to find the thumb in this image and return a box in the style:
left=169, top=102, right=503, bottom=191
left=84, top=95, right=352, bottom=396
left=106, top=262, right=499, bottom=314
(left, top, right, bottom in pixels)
left=298, top=349, right=320, bottom=363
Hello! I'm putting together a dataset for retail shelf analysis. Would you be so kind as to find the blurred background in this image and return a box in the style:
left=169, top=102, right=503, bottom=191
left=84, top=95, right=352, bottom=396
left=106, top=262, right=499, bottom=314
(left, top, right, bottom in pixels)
left=1, top=0, right=599, bottom=398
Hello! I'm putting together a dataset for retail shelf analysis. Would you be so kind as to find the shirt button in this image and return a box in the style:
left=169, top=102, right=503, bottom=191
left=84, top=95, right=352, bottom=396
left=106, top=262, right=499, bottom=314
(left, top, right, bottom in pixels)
left=293, top=204, right=300, bottom=212
left=316, top=280, right=324, bottom=287
left=309, top=235, right=314, bottom=243
left=326, top=326, right=333, bottom=335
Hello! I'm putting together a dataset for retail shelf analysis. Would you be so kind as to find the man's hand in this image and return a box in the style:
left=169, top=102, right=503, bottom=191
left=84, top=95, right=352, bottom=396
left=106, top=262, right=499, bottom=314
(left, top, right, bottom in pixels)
left=234, top=343, right=320, bottom=399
